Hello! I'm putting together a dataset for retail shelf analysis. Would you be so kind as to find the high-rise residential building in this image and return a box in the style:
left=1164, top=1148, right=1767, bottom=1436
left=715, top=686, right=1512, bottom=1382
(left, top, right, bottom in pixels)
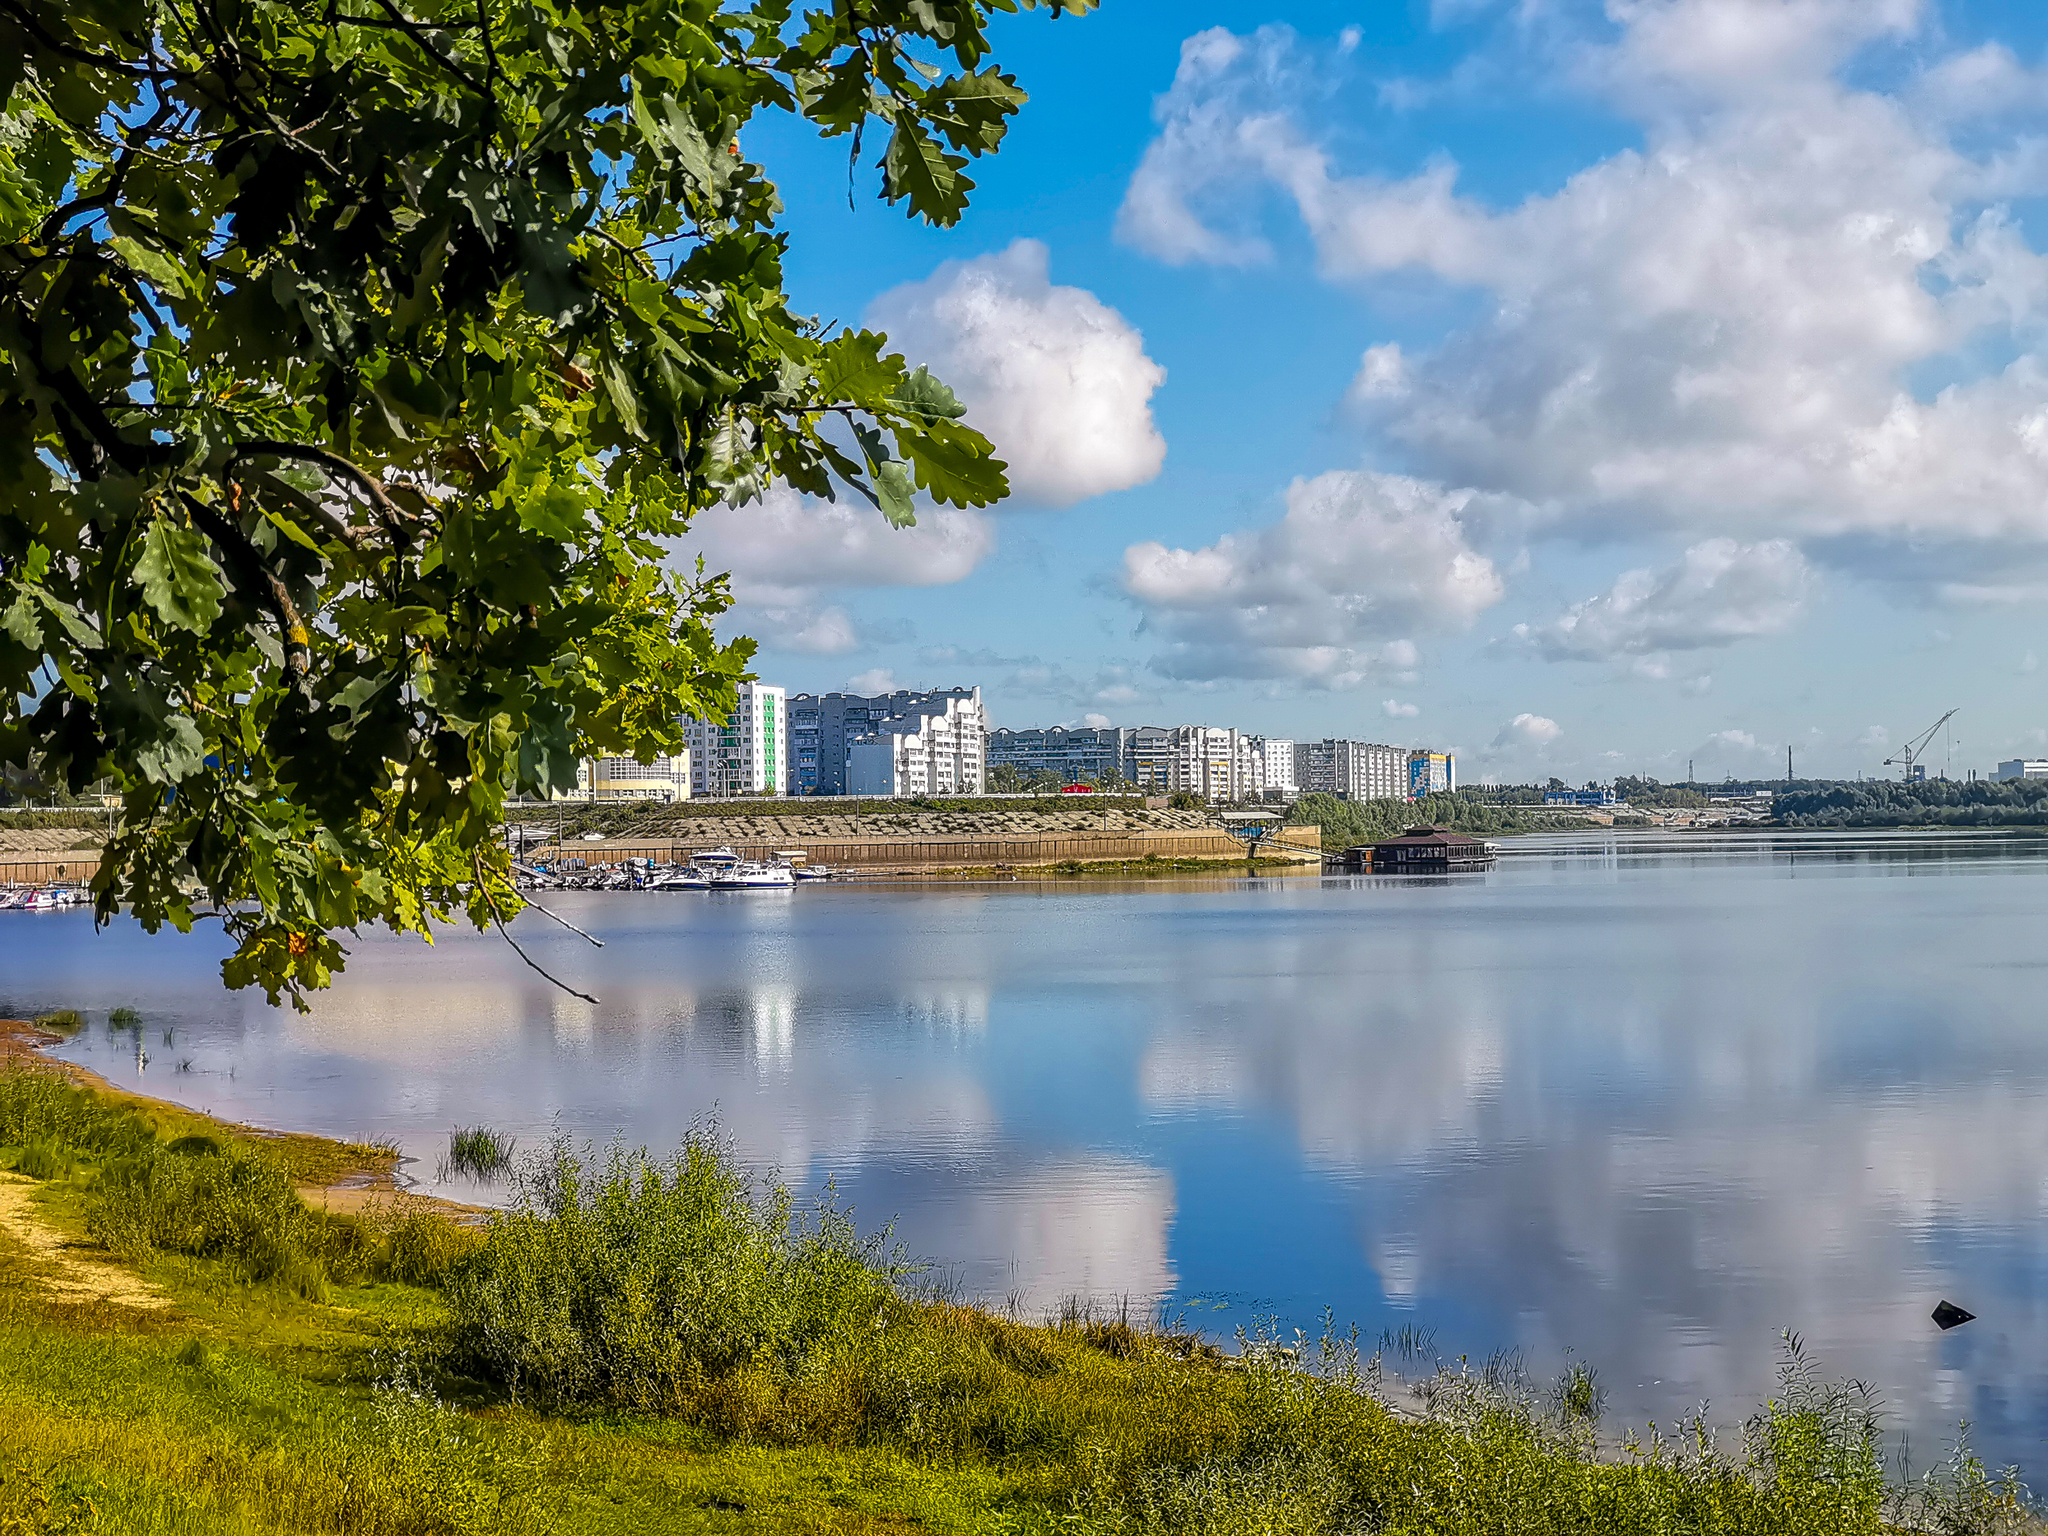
left=788, top=687, right=985, bottom=796
left=575, top=752, right=691, bottom=802
left=1128, top=725, right=1254, bottom=800
left=845, top=691, right=987, bottom=796
left=1409, top=750, right=1455, bottom=796
left=1254, top=737, right=1297, bottom=796
left=1296, top=740, right=1410, bottom=801
left=683, top=682, right=786, bottom=796
left=988, top=726, right=1136, bottom=785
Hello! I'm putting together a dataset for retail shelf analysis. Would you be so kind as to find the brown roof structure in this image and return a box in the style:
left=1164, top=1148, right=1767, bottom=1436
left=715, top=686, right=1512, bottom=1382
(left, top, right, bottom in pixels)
left=1346, top=825, right=1495, bottom=873
left=1377, top=825, right=1485, bottom=847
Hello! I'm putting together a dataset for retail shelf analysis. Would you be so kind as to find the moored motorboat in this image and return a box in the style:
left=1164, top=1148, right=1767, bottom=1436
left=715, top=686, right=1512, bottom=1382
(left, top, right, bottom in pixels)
left=709, top=860, right=796, bottom=888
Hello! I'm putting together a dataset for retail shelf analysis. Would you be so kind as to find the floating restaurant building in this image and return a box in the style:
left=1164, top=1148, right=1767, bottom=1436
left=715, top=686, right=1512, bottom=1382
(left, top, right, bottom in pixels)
left=1348, top=825, right=1495, bottom=873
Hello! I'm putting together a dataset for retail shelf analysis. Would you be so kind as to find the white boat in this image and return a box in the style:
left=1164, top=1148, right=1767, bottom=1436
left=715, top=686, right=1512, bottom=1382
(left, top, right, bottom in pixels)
left=709, top=860, right=795, bottom=889
left=650, top=867, right=709, bottom=891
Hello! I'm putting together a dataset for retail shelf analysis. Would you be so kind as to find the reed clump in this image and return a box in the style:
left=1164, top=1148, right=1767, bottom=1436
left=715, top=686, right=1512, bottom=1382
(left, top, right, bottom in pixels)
left=444, top=1125, right=516, bottom=1182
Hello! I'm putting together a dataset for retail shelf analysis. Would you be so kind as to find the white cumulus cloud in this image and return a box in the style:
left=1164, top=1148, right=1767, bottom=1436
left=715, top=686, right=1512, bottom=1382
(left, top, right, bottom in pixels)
left=1119, top=7, right=2048, bottom=592
left=1512, top=539, right=1813, bottom=662
left=867, top=240, right=1167, bottom=507
left=683, top=488, right=994, bottom=655
left=1122, top=469, right=1505, bottom=689
left=1382, top=698, right=1421, bottom=718
left=1493, top=712, right=1562, bottom=749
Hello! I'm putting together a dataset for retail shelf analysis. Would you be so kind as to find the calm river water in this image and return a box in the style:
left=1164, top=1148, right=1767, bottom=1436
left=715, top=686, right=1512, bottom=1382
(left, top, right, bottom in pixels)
left=3, top=828, right=2046, bottom=1473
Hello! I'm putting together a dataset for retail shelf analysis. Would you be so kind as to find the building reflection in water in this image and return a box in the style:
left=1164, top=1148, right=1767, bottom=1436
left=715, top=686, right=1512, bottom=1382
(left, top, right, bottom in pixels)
left=9, top=832, right=2048, bottom=1473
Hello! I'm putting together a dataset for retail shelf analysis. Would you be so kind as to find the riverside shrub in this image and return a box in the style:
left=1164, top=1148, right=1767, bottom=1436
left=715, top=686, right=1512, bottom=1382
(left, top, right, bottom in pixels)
left=447, top=1131, right=896, bottom=1409
left=91, top=1139, right=366, bottom=1296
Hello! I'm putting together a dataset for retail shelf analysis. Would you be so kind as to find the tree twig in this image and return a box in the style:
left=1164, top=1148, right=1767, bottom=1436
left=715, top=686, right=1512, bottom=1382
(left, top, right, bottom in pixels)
left=362, top=0, right=489, bottom=97
left=473, top=856, right=600, bottom=1003
left=0, top=0, right=187, bottom=79
left=228, top=440, right=417, bottom=549
left=180, top=492, right=312, bottom=677
left=517, top=894, right=605, bottom=947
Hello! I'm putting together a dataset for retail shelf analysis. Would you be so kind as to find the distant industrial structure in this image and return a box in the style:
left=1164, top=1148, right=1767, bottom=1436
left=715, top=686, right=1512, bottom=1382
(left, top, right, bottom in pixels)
left=1996, top=759, right=2048, bottom=781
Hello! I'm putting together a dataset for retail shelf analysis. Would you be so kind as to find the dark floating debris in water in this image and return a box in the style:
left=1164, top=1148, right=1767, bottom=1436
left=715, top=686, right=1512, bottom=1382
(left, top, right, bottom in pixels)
left=1932, top=1299, right=1976, bottom=1331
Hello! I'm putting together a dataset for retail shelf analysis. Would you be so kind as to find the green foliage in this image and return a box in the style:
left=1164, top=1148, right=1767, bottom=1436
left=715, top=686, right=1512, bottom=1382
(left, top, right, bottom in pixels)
left=380, top=1209, right=486, bottom=1288
left=0, top=1316, right=559, bottom=1535
left=0, top=1062, right=364, bottom=1295
left=1290, top=791, right=1550, bottom=848
left=447, top=1129, right=898, bottom=1409
left=90, top=1137, right=366, bottom=1296
left=12, top=1138, right=68, bottom=1180
left=445, top=1125, right=516, bottom=1181
left=1777, top=778, right=2048, bottom=827
left=29, top=1009, right=80, bottom=1033
left=987, top=763, right=1027, bottom=793
left=0, top=1063, right=151, bottom=1155
left=0, top=0, right=1085, bottom=1005
left=0, top=807, right=106, bottom=828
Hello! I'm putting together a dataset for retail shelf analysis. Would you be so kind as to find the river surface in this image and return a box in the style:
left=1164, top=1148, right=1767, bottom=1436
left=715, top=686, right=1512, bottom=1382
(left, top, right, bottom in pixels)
left=3, top=828, right=2046, bottom=1475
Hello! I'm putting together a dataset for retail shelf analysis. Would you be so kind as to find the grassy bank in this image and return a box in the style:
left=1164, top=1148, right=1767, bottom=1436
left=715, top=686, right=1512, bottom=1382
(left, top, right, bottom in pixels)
left=0, top=1047, right=2025, bottom=1534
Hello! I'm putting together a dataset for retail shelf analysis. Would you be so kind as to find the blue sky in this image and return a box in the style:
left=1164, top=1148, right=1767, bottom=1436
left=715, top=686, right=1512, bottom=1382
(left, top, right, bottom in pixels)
left=685, top=0, right=2048, bottom=784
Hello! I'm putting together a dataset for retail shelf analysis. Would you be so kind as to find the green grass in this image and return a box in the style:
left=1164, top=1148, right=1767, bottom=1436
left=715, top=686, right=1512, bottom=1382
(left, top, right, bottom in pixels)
left=444, top=1127, right=516, bottom=1182
left=0, top=1060, right=2027, bottom=1534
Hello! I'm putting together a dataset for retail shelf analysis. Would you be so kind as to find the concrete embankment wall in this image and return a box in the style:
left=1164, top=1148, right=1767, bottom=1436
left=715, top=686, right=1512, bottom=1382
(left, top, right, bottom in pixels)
left=0, top=827, right=1325, bottom=886
left=0, top=856, right=94, bottom=885
left=547, top=826, right=1324, bottom=872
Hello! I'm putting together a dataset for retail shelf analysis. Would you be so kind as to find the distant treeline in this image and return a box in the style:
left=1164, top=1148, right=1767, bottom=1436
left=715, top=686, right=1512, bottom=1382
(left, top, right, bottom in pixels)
left=1774, top=778, right=2048, bottom=827
left=1289, top=792, right=1567, bottom=848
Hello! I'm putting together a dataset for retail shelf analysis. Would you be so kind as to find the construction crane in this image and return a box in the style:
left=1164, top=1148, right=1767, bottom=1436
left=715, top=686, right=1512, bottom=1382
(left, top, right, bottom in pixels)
left=1884, top=709, right=1958, bottom=782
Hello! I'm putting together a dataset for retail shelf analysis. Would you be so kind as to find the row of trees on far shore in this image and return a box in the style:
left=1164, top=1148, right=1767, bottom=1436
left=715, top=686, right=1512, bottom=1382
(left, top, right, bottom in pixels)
left=1774, top=778, right=2048, bottom=827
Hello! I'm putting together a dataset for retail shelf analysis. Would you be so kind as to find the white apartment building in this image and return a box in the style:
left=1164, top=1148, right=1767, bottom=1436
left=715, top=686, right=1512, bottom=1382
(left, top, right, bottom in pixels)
left=845, top=690, right=987, bottom=796
left=683, top=682, right=787, bottom=795
left=1255, top=737, right=1297, bottom=796
left=1130, top=725, right=1255, bottom=800
left=575, top=751, right=691, bottom=802
left=1295, top=739, right=1410, bottom=800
